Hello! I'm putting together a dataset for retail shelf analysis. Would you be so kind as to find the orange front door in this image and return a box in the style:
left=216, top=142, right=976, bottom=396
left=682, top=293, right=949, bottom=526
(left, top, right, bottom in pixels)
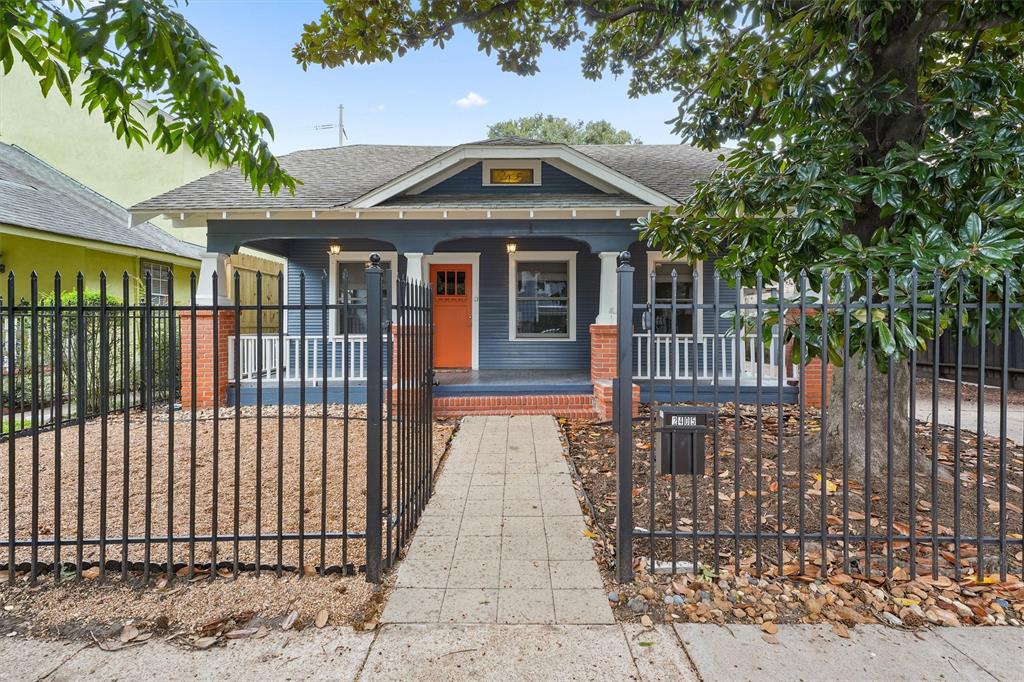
left=430, top=264, right=472, bottom=368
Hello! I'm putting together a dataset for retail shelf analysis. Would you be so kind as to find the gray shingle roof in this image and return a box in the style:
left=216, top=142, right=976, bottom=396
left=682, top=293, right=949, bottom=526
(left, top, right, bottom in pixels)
left=0, top=143, right=204, bottom=261
left=132, top=141, right=723, bottom=213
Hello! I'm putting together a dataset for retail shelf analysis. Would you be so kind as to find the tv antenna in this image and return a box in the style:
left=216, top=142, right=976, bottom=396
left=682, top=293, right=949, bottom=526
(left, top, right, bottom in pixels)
left=314, top=104, right=347, bottom=146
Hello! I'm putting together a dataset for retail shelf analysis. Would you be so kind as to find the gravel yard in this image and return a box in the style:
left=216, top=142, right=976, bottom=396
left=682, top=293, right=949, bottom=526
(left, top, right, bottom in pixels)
left=1, top=406, right=455, bottom=573
left=0, top=571, right=379, bottom=638
left=0, top=406, right=457, bottom=639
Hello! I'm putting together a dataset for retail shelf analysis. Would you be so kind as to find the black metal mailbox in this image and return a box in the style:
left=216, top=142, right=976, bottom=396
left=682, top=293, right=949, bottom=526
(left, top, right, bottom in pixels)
left=654, top=406, right=714, bottom=475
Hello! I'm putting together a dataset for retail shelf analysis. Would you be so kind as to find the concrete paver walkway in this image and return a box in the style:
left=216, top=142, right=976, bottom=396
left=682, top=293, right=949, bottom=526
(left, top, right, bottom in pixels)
left=382, top=415, right=613, bottom=625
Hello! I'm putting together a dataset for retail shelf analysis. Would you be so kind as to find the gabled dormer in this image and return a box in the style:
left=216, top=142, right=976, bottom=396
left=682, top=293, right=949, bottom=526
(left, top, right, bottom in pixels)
left=349, top=138, right=675, bottom=209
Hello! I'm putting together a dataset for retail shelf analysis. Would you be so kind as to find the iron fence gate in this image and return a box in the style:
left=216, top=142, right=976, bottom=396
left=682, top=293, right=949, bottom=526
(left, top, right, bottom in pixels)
left=0, top=253, right=434, bottom=585
left=612, top=252, right=1023, bottom=584
left=366, top=254, right=435, bottom=582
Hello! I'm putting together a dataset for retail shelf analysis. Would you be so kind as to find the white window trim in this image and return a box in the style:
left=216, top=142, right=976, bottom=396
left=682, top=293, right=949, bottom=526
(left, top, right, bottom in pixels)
left=646, top=251, right=705, bottom=336
left=508, top=250, right=577, bottom=342
left=421, top=253, right=481, bottom=370
left=482, top=159, right=542, bottom=187
left=140, top=259, right=172, bottom=306
left=327, top=250, right=398, bottom=336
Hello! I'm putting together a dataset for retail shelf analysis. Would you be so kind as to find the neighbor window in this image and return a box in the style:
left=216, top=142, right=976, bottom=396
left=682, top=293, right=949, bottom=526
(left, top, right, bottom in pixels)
left=652, top=261, right=697, bottom=335
left=509, top=254, right=575, bottom=340
left=141, top=261, right=172, bottom=306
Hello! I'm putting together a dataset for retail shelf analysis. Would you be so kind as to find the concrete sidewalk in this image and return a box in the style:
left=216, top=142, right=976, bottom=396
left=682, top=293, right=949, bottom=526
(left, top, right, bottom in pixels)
left=5, top=623, right=1020, bottom=681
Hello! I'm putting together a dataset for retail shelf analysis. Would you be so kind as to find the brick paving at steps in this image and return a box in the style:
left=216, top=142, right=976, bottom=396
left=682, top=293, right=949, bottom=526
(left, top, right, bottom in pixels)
left=431, top=395, right=597, bottom=419
left=382, top=415, right=614, bottom=625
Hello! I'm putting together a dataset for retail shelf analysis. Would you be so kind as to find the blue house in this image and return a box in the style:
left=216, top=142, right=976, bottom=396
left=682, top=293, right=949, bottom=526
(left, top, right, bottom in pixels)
left=132, top=138, right=798, bottom=415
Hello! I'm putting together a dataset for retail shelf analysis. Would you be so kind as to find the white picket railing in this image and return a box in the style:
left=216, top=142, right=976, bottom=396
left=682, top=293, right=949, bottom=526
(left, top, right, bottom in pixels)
left=228, top=334, right=370, bottom=382
left=633, top=333, right=799, bottom=383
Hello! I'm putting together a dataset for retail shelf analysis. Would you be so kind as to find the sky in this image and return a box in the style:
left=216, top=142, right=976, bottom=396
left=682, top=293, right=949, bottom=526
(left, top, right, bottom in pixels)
left=177, top=0, right=684, bottom=154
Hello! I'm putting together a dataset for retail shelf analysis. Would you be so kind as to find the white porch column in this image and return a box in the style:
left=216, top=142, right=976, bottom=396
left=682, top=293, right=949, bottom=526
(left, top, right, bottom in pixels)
left=195, top=252, right=232, bottom=306
left=404, top=252, right=425, bottom=282
left=595, top=251, right=620, bottom=325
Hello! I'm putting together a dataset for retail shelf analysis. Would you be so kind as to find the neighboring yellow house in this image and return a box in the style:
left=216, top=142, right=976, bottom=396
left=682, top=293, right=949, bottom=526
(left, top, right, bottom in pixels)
left=0, top=142, right=202, bottom=303
left=0, top=59, right=219, bottom=246
left=0, top=58, right=281, bottom=307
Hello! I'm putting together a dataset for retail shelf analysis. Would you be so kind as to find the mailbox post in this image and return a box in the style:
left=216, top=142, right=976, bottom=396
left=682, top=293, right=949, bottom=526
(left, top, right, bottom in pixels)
left=654, top=406, right=714, bottom=476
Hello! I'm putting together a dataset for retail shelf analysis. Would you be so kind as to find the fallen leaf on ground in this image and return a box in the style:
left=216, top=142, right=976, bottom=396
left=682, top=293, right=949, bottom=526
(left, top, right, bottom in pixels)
left=282, top=610, right=299, bottom=631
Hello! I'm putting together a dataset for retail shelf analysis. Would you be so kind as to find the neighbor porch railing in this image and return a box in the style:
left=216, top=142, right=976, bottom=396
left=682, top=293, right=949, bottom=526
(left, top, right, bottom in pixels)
left=227, top=334, right=371, bottom=382
left=632, top=332, right=799, bottom=383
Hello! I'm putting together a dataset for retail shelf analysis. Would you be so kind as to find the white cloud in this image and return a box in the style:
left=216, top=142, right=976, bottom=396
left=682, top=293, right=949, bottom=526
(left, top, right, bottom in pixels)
left=454, top=91, right=488, bottom=109
left=370, top=104, right=386, bottom=113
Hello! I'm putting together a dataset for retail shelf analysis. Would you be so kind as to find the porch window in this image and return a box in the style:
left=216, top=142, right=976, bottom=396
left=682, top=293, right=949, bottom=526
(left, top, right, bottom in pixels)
left=652, top=261, right=699, bottom=335
left=335, top=258, right=391, bottom=335
left=509, top=252, right=576, bottom=341
left=141, top=261, right=172, bottom=306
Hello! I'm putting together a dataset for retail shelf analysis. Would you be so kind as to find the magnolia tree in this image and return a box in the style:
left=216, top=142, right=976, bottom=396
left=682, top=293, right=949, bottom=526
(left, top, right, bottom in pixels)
left=297, top=1, right=1024, bottom=471
left=1, top=0, right=294, bottom=194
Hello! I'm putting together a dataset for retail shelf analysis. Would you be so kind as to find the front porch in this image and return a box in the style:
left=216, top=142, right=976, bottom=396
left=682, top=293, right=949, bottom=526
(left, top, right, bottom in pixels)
left=206, top=235, right=807, bottom=417
left=225, top=338, right=800, bottom=408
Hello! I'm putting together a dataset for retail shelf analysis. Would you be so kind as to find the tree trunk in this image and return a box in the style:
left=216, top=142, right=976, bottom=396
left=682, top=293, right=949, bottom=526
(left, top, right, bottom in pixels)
left=820, top=360, right=922, bottom=476
left=820, top=7, right=939, bottom=477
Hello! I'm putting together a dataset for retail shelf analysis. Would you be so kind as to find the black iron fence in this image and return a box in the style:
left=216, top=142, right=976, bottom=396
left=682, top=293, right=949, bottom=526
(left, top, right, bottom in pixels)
left=613, top=253, right=1024, bottom=584
left=1, top=273, right=176, bottom=435
left=0, top=255, right=434, bottom=585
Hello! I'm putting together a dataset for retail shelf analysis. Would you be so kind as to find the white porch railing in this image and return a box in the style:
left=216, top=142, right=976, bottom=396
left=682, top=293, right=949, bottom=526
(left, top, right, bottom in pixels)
left=228, top=334, right=370, bottom=382
left=633, top=333, right=799, bottom=383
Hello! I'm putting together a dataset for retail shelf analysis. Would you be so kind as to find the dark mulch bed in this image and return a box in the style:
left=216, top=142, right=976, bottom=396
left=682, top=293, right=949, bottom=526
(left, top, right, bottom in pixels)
left=560, top=405, right=1024, bottom=628
left=564, top=403, right=1022, bottom=579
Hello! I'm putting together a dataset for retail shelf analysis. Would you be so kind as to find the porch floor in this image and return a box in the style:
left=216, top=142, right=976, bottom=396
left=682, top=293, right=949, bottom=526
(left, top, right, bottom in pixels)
left=434, top=370, right=592, bottom=397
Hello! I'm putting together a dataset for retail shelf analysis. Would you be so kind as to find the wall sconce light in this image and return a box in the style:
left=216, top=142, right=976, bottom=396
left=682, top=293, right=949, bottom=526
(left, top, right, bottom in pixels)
left=505, top=239, right=518, bottom=255
left=328, top=243, right=343, bottom=256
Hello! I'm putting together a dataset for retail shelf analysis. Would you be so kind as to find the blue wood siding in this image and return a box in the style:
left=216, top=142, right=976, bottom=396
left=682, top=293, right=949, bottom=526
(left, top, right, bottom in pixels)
left=284, top=238, right=398, bottom=335
left=434, top=237, right=598, bottom=370
left=418, top=162, right=605, bottom=196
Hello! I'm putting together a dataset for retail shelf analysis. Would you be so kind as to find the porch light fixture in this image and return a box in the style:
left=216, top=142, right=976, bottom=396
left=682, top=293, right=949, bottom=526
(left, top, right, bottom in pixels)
left=328, top=242, right=343, bottom=256
left=505, top=239, right=518, bottom=255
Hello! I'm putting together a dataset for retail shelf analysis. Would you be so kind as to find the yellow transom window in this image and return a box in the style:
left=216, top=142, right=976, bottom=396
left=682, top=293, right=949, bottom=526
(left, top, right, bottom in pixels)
left=489, top=168, right=534, bottom=184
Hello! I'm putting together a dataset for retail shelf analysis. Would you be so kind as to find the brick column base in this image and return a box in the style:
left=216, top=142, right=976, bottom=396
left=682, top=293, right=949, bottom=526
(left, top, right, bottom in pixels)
left=592, top=379, right=640, bottom=422
left=179, top=309, right=236, bottom=410
left=801, top=357, right=832, bottom=409
left=589, top=324, right=618, bottom=384
left=590, top=324, right=640, bottom=421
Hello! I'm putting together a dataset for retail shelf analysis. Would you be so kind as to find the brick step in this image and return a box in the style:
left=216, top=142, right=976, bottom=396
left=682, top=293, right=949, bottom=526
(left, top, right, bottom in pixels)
left=433, top=394, right=596, bottom=418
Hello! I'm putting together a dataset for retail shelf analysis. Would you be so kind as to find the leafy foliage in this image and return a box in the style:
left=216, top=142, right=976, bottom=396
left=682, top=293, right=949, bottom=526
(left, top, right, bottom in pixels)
left=1, top=0, right=294, bottom=194
left=297, top=1, right=1024, bottom=366
left=488, top=113, right=639, bottom=144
